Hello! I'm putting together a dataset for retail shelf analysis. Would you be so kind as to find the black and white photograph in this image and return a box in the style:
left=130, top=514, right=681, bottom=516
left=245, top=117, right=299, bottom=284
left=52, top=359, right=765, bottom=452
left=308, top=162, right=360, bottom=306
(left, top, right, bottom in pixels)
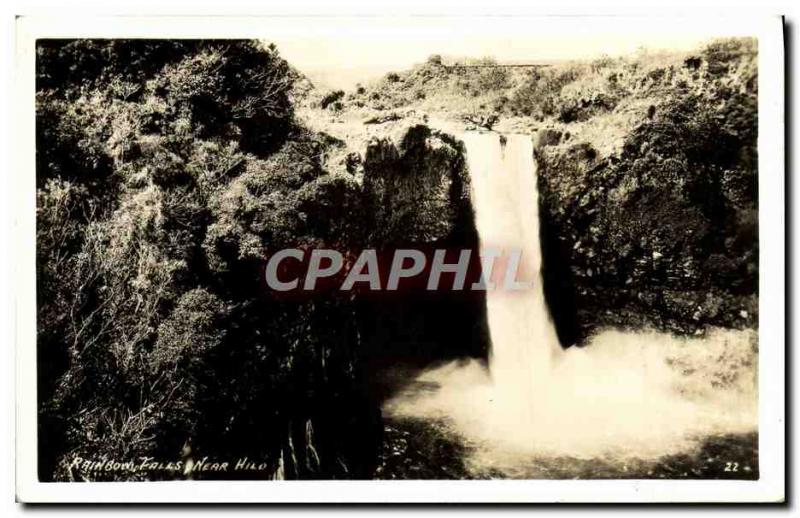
left=11, top=13, right=786, bottom=504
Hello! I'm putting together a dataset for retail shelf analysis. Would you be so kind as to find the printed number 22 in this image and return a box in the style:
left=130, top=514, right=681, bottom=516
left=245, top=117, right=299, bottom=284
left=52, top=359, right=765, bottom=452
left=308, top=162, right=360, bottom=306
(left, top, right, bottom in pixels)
left=724, top=462, right=739, bottom=472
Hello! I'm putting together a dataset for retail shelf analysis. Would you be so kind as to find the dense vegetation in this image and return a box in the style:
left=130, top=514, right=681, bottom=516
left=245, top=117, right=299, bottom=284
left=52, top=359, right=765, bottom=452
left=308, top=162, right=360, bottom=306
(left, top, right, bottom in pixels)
left=36, top=40, right=378, bottom=481
left=532, top=38, right=758, bottom=342
left=36, top=39, right=487, bottom=481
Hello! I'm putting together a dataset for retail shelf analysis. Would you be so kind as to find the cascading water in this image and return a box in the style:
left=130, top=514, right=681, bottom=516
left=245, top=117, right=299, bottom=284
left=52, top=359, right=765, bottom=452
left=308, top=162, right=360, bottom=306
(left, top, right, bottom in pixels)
left=385, top=131, right=757, bottom=473
left=460, top=132, right=561, bottom=426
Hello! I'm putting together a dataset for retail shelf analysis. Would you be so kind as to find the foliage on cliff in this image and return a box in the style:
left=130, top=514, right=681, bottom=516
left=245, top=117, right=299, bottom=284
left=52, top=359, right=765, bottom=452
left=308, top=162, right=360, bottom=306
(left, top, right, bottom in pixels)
left=361, top=125, right=472, bottom=244
left=326, top=39, right=751, bottom=132
left=533, top=38, right=758, bottom=339
left=36, top=39, right=488, bottom=481
left=36, top=40, right=377, bottom=481
left=356, top=125, right=489, bottom=364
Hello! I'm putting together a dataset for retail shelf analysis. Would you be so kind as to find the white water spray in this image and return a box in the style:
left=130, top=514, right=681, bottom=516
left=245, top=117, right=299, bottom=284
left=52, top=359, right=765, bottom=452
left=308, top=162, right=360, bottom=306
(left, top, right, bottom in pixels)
left=385, top=132, right=757, bottom=470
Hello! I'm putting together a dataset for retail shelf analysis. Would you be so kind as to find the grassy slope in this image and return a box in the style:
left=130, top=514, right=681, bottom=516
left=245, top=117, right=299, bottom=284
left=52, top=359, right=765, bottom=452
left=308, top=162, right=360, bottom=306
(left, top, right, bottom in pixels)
left=297, top=38, right=756, bottom=198
left=299, top=40, right=752, bottom=145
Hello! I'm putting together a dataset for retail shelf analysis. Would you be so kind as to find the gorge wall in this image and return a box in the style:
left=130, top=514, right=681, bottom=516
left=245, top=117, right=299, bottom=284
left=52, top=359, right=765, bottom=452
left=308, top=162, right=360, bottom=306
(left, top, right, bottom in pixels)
left=357, top=124, right=489, bottom=365
left=533, top=58, right=758, bottom=343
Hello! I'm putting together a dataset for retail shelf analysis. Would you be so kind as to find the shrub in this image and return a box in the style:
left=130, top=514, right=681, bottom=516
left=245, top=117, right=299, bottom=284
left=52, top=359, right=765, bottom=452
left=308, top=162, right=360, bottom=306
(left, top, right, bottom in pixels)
left=320, top=89, right=345, bottom=109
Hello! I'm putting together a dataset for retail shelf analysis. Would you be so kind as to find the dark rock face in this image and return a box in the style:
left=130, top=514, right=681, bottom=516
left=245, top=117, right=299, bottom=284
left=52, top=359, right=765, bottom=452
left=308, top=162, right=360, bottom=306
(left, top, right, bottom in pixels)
left=362, top=125, right=472, bottom=244
left=356, top=124, right=490, bottom=372
left=535, top=94, right=758, bottom=343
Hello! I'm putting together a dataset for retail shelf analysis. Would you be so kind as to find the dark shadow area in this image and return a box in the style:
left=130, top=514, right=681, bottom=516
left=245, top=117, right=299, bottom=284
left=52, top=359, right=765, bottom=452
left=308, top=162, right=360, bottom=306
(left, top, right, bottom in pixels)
left=355, top=239, right=491, bottom=408
left=538, top=201, right=582, bottom=348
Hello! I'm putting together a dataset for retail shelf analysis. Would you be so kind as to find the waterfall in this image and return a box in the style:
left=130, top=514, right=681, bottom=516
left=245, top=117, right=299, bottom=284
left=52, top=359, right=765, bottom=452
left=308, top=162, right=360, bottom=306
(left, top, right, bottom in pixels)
left=461, top=132, right=560, bottom=423
left=384, top=131, right=757, bottom=470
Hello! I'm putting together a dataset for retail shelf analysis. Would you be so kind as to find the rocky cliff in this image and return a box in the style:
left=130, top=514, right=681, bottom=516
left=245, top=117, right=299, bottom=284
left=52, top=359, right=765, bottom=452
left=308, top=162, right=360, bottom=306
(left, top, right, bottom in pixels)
left=533, top=43, right=758, bottom=342
left=351, top=124, right=490, bottom=369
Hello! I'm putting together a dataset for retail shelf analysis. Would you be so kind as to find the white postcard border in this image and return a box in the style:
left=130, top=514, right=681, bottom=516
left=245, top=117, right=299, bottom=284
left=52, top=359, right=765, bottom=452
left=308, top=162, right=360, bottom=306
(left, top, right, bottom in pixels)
left=14, top=14, right=785, bottom=503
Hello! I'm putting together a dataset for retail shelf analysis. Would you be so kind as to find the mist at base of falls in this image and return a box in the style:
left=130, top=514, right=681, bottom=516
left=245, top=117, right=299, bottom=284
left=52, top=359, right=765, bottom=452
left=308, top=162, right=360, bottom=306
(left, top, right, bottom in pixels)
left=383, top=132, right=758, bottom=470
left=385, top=327, right=757, bottom=465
